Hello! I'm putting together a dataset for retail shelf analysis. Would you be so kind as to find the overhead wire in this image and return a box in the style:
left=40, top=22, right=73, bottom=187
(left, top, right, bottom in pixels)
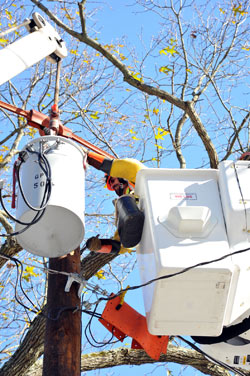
left=1, top=249, right=245, bottom=374
left=83, top=245, right=250, bottom=354
left=0, top=252, right=40, bottom=315
left=0, top=253, right=108, bottom=322
left=1, top=245, right=250, bottom=318
left=1, top=246, right=250, bottom=375
left=17, top=148, right=52, bottom=212
left=177, top=336, right=248, bottom=376
left=83, top=299, right=126, bottom=348
left=0, top=147, right=52, bottom=237
left=1, top=211, right=250, bottom=365
left=94, top=245, right=250, bottom=304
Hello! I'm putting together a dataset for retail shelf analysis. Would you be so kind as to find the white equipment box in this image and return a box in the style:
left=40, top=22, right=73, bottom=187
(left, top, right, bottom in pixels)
left=134, top=164, right=250, bottom=336
left=219, top=160, right=250, bottom=326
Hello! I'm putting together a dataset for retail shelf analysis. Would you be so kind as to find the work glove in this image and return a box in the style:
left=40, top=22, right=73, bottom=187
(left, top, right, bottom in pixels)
left=86, top=236, right=102, bottom=251
left=87, top=152, right=113, bottom=173
left=86, top=236, right=121, bottom=254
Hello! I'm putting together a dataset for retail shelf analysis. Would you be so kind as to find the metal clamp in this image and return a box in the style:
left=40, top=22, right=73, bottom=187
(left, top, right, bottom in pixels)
left=65, top=273, right=87, bottom=298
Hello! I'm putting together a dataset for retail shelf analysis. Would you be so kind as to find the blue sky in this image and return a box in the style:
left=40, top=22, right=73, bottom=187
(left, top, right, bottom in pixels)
left=1, top=1, right=249, bottom=375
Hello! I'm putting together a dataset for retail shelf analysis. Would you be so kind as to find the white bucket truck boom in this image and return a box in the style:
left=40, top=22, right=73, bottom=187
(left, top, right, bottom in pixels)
left=0, top=12, right=67, bottom=85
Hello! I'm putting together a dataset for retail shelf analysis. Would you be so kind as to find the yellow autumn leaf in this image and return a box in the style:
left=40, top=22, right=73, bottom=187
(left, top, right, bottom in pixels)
left=23, top=266, right=39, bottom=282
left=90, top=111, right=100, bottom=120
left=95, top=270, right=106, bottom=280
left=232, top=5, right=248, bottom=17
left=159, top=65, right=173, bottom=75
left=153, top=108, right=159, bottom=115
left=2, top=313, right=8, bottom=320
left=242, top=46, right=250, bottom=51
left=5, top=10, right=12, bottom=20
left=159, top=48, right=167, bottom=55
left=103, top=44, right=115, bottom=51
left=160, top=46, right=177, bottom=56
left=66, top=78, right=71, bottom=85
left=24, top=318, right=30, bottom=327
left=65, top=14, right=75, bottom=20
left=25, top=266, right=38, bottom=276
left=155, top=134, right=164, bottom=140
left=166, top=46, right=177, bottom=55
left=157, top=127, right=169, bottom=136
left=131, top=72, right=143, bottom=82
left=118, top=53, right=127, bottom=61
left=27, top=127, right=37, bottom=138
left=170, top=38, right=177, bottom=45
left=0, top=38, right=8, bottom=45
left=155, top=144, right=166, bottom=150
left=132, top=136, right=140, bottom=141
left=186, top=68, right=192, bottom=73
left=0, top=145, right=9, bottom=152
left=129, top=129, right=136, bottom=134
left=155, top=128, right=169, bottom=140
left=70, top=49, right=79, bottom=55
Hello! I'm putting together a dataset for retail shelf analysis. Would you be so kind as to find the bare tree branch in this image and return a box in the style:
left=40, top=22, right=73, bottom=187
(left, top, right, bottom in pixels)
left=30, top=0, right=219, bottom=167
left=24, top=345, right=236, bottom=376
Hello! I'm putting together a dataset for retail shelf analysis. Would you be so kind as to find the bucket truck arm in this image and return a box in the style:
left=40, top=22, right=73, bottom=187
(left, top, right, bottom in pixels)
left=0, top=13, right=114, bottom=159
left=0, top=12, right=67, bottom=85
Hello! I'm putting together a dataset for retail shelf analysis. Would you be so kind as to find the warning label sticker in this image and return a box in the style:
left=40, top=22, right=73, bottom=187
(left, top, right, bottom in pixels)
left=170, top=193, right=197, bottom=200
left=234, top=355, right=250, bottom=365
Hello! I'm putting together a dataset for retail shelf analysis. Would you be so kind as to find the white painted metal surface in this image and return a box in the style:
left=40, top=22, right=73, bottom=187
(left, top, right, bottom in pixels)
left=219, top=160, right=250, bottom=248
left=0, top=13, right=67, bottom=85
left=135, top=168, right=238, bottom=336
left=218, top=160, right=250, bottom=328
left=202, top=340, right=250, bottom=370
left=16, top=136, right=85, bottom=257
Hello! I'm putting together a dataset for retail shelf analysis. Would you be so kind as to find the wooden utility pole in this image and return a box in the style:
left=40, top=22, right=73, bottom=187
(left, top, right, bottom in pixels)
left=43, top=248, right=81, bottom=376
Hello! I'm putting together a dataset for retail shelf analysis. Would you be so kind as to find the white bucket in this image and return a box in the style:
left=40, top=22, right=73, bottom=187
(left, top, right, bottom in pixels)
left=15, top=136, right=85, bottom=257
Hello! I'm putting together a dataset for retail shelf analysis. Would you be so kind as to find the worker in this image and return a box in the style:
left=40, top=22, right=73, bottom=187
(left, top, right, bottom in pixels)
left=85, top=151, right=146, bottom=255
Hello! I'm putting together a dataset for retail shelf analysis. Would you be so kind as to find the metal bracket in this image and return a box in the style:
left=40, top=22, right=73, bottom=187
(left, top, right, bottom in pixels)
left=65, top=273, right=86, bottom=298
